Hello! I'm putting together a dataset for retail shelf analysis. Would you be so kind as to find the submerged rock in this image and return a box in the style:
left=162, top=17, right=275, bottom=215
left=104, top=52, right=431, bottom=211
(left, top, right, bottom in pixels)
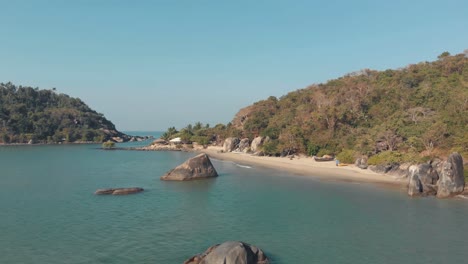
left=94, top=187, right=144, bottom=195
left=161, top=153, right=218, bottom=181
left=437, top=153, right=465, bottom=198
left=184, top=241, right=269, bottom=264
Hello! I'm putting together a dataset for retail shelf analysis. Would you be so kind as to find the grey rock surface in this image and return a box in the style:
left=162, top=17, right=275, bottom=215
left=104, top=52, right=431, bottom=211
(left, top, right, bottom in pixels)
left=184, top=241, right=269, bottom=264
left=223, top=137, right=240, bottom=152
left=238, top=138, right=251, bottom=153
left=407, top=164, right=438, bottom=196
left=437, top=153, right=465, bottom=198
left=94, top=187, right=144, bottom=195
left=161, top=153, right=218, bottom=181
left=250, top=137, right=264, bottom=153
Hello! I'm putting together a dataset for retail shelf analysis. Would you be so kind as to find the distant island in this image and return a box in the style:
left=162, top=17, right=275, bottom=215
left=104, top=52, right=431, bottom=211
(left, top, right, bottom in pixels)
left=0, top=82, right=148, bottom=144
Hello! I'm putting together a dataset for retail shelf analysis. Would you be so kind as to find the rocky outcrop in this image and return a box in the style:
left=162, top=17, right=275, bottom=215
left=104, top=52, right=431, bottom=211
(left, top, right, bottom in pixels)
left=407, top=164, right=438, bottom=196
left=369, top=163, right=411, bottom=179
left=250, top=137, right=264, bottom=153
left=223, top=137, right=240, bottom=152
left=237, top=138, right=250, bottom=153
left=94, top=187, right=144, bottom=195
left=354, top=156, right=368, bottom=169
left=437, top=153, right=465, bottom=198
left=184, top=241, right=269, bottom=264
left=161, top=153, right=218, bottom=181
left=152, top=138, right=168, bottom=145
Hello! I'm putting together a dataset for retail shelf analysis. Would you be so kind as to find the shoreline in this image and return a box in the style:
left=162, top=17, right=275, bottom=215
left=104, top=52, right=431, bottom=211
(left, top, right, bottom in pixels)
left=196, top=146, right=406, bottom=189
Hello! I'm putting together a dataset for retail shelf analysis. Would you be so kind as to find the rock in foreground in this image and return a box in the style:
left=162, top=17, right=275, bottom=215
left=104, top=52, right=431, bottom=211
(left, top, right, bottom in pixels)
left=184, top=241, right=269, bottom=264
left=94, top=187, right=144, bottom=195
left=161, top=153, right=218, bottom=181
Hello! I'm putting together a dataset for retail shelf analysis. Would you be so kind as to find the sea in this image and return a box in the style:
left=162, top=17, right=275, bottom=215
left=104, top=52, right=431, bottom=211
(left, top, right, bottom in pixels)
left=1, top=131, right=467, bottom=264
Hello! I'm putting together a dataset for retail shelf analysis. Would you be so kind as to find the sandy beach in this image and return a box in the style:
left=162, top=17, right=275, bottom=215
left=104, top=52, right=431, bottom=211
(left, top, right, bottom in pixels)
left=197, top=146, right=406, bottom=187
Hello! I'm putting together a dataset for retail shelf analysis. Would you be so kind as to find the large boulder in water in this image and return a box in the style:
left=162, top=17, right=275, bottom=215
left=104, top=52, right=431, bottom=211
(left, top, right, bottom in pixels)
left=407, top=164, right=438, bottom=196
left=437, top=153, right=465, bottom=198
left=161, top=153, right=218, bottom=181
left=184, top=241, right=269, bottom=264
left=223, top=137, right=240, bottom=152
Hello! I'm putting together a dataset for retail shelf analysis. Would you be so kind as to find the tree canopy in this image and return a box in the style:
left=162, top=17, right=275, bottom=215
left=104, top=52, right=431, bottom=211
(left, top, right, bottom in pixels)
left=0, top=83, right=123, bottom=144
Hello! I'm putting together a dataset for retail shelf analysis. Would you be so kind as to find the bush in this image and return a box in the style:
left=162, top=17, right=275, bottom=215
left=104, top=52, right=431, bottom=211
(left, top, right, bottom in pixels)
left=368, top=151, right=404, bottom=165
left=367, top=151, right=430, bottom=165
left=317, top=148, right=334, bottom=157
left=336, top=149, right=355, bottom=164
left=263, top=140, right=279, bottom=156
left=102, top=140, right=115, bottom=149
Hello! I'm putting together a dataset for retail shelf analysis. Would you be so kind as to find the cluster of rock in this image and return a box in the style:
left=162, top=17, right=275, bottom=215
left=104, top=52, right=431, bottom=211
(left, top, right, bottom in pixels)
left=161, top=153, right=218, bottom=181
left=137, top=139, right=188, bottom=151
left=361, top=153, right=465, bottom=198
left=94, top=187, right=144, bottom=195
left=184, top=241, right=269, bottom=264
left=101, top=129, right=153, bottom=143
left=222, top=136, right=268, bottom=155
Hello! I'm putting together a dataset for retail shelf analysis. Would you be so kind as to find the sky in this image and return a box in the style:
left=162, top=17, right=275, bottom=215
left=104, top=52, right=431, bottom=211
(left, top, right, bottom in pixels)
left=1, top=0, right=467, bottom=131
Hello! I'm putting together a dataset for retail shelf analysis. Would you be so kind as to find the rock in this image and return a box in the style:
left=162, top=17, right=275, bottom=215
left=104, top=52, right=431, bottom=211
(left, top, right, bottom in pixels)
left=407, top=164, right=438, bottom=196
left=369, top=164, right=398, bottom=174
left=223, top=137, right=240, bottom=152
left=184, top=241, right=269, bottom=264
left=437, top=153, right=465, bottom=198
left=94, top=187, right=144, bottom=195
left=237, top=138, right=250, bottom=152
left=152, top=138, right=168, bottom=145
left=250, top=137, right=264, bottom=152
left=161, top=153, right=218, bottom=181
left=354, top=156, right=368, bottom=169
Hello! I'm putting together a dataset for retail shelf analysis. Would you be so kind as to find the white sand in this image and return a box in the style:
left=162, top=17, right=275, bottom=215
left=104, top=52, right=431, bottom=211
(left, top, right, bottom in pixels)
left=196, top=146, right=405, bottom=187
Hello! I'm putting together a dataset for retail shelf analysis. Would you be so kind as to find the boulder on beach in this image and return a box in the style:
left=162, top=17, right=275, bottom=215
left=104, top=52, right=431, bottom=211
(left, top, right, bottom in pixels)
left=94, top=187, right=144, bottom=195
left=238, top=138, right=251, bottom=153
left=354, top=156, right=368, bottom=169
left=223, top=137, right=240, bottom=152
left=161, top=153, right=218, bottom=181
left=250, top=136, right=265, bottom=153
left=437, top=152, right=465, bottom=198
left=407, top=164, right=438, bottom=196
left=184, top=241, right=269, bottom=264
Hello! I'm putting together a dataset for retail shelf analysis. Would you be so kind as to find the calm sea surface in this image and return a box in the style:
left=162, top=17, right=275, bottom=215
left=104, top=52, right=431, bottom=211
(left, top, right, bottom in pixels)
left=1, top=133, right=467, bottom=264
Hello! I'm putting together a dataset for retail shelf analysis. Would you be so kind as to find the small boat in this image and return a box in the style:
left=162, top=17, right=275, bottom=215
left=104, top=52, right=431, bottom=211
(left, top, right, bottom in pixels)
left=314, top=156, right=335, bottom=162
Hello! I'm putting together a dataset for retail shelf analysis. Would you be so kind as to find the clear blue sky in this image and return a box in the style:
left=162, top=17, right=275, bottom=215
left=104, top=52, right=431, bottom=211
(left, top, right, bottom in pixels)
left=1, top=0, right=467, bottom=131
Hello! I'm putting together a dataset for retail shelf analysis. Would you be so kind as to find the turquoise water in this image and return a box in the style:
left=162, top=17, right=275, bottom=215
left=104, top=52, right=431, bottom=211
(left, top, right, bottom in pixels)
left=1, top=141, right=468, bottom=263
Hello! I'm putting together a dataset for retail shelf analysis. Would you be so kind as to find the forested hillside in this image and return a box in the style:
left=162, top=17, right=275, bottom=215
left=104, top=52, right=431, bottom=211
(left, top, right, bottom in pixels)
left=0, top=83, right=125, bottom=144
left=166, top=51, right=468, bottom=162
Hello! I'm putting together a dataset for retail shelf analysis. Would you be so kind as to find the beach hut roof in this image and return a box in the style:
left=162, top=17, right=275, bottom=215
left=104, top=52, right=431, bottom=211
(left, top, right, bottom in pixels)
left=169, top=137, right=182, bottom=143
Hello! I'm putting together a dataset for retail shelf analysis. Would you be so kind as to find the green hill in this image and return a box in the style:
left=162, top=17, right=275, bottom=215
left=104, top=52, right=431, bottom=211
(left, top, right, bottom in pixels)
left=169, top=51, right=468, bottom=162
left=0, top=83, right=128, bottom=144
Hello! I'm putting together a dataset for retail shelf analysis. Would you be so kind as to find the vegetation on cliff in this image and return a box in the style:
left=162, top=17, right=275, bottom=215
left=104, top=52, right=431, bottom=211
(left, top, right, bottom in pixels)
left=165, top=51, right=468, bottom=161
left=0, top=82, right=125, bottom=144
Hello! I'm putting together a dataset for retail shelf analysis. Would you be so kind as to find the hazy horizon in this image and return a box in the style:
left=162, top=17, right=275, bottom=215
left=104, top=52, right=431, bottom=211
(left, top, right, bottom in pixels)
left=1, top=0, right=467, bottom=130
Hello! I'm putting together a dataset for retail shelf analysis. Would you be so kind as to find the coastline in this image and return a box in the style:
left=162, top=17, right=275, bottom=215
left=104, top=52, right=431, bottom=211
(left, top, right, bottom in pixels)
left=196, top=146, right=406, bottom=188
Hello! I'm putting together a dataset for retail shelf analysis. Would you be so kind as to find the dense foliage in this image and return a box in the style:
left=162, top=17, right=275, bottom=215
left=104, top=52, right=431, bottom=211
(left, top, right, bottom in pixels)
left=169, top=51, right=468, bottom=161
left=0, top=83, right=121, bottom=143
